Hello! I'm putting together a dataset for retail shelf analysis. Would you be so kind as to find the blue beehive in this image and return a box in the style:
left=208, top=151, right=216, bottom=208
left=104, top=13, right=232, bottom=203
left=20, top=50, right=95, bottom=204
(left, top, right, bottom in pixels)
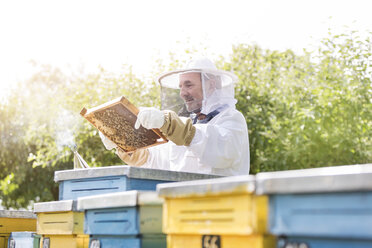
left=256, top=163, right=372, bottom=247
left=55, top=165, right=219, bottom=200
left=7, top=232, right=40, bottom=248
left=277, top=236, right=372, bottom=248
left=77, top=190, right=165, bottom=248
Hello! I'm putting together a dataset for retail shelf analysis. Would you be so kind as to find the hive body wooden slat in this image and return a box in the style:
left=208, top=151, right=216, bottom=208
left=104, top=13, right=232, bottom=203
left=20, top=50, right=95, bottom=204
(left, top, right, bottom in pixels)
left=40, top=235, right=89, bottom=248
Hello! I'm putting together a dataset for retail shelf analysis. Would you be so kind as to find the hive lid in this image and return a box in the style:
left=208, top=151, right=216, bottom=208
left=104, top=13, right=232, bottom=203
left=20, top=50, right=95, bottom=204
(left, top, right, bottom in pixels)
left=33, top=200, right=79, bottom=213
left=77, top=190, right=162, bottom=210
left=157, top=175, right=255, bottom=198
left=0, top=210, right=36, bottom=219
left=256, top=163, right=372, bottom=195
left=54, top=165, right=221, bottom=182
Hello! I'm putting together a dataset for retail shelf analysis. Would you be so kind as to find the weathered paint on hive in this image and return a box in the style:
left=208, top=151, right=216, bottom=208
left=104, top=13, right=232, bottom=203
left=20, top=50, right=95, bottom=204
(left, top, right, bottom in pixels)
left=269, top=192, right=372, bottom=239
left=0, top=218, right=36, bottom=234
left=37, top=212, right=84, bottom=235
left=163, top=194, right=268, bottom=235
left=140, top=205, right=163, bottom=234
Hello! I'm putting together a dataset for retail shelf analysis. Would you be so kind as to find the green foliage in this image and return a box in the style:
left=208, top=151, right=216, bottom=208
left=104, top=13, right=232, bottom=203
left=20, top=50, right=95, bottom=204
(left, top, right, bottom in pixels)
left=225, top=29, right=371, bottom=173
left=0, top=64, right=160, bottom=208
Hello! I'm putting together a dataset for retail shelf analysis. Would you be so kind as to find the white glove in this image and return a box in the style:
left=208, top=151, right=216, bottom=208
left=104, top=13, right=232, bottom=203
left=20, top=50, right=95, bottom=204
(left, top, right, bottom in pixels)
left=134, top=107, right=165, bottom=129
left=99, top=131, right=117, bottom=150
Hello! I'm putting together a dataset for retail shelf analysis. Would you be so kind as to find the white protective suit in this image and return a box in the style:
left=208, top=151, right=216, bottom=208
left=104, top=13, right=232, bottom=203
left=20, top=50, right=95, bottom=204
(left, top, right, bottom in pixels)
left=139, top=58, right=250, bottom=176
left=141, top=106, right=250, bottom=175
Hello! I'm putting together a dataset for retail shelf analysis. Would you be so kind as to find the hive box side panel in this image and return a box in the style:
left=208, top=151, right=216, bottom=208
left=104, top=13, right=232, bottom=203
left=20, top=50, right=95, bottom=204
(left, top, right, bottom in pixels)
left=142, top=234, right=166, bottom=248
left=8, top=234, right=34, bottom=248
left=0, top=218, right=36, bottom=233
left=127, top=178, right=173, bottom=191
left=163, top=194, right=267, bottom=235
left=59, top=176, right=127, bottom=200
left=85, top=207, right=138, bottom=235
left=41, top=235, right=89, bottom=248
left=269, top=192, right=372, bottom=239
left=89, top=235, right=140, bottom=248
left=37, top=212, right=84, bottom=235
left=167, top=234, right=276, bottom=248
left=140, top=205, right=163, bottom=234
left=0, top=236, right=7, bottom=248
left=279, top=236, right=372, bottom=248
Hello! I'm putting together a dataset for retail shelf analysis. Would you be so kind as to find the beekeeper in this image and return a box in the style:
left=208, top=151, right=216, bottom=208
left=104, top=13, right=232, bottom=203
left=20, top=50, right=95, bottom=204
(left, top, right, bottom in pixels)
left=100, top=58, right=250, bottom=175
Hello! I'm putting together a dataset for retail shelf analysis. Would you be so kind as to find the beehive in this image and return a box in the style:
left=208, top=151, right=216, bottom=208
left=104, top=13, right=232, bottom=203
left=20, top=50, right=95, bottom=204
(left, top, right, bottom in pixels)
left=157, top=176, right=275, bottom=248
left=34, top=200, right=84, bottom=235
left=80, top=96, right=167, bottom=152
left=256, top=163, right=372, bottom=246
left=0, top=210, right=36, bottom=248
left=34, top=200, right=87, bottom=248
left=77, top=190, right=166, bottom=248
left=55, top=165, right=220, bottom=200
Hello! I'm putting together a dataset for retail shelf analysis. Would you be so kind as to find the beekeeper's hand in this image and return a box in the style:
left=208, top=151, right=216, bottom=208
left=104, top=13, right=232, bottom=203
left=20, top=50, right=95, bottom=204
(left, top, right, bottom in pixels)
left=160, top=111, right=196, bottom=146
left=134, top=107, right=165, bottom=129
left=99, top=131, right=117, bottom=150
left=116, top=147, right=149, bottom=166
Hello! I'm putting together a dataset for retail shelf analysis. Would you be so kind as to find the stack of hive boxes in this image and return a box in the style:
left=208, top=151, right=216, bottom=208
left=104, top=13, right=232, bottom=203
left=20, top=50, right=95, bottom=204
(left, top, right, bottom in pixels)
left=0, top=210, right=36, bottom=248
left=33, top=200, right=88, bottom=248
left=157, top=176, right=276, bottom=248
left=77, top=190, right=164, bottom=248
left=256, top=163, right=372, bottom=248
left=33, top=165, right=218, bottom=248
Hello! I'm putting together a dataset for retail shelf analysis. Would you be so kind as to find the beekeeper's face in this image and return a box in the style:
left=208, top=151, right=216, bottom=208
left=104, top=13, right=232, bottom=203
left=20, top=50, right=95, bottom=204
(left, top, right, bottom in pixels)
left=179, top=72, right=203, bottom=112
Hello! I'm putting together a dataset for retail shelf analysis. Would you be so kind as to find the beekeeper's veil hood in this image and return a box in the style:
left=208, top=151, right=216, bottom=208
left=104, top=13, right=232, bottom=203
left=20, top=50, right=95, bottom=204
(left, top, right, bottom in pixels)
left=158, top=58, right=238, bottom=116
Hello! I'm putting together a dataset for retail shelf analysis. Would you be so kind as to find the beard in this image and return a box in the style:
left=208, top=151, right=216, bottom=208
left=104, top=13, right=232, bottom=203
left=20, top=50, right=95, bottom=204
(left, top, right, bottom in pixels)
left=184, top=98, right=202, bottom=112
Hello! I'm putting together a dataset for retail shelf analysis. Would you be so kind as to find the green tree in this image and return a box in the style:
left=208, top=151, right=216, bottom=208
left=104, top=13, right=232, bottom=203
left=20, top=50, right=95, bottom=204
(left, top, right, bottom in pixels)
left=0, top=64, right=160, bottom=208
left=225, top=30, right=371, bottom=173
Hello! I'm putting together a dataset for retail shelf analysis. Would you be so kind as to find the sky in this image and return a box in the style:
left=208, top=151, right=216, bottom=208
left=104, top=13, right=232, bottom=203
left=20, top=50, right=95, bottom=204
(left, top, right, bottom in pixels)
left=0, top=0, right=371, bottom=98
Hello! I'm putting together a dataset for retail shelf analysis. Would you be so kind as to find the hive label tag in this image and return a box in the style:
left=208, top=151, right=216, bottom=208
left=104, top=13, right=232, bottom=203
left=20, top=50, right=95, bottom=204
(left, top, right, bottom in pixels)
left=90, top=239, right=101, bottom=248
left=42, top=238, right=50, bottom=248
left=283, top=241, right=310, bottom=248
left=202, top=235, right=221, bottom=248
left=9, top=239, right=15, bottom=248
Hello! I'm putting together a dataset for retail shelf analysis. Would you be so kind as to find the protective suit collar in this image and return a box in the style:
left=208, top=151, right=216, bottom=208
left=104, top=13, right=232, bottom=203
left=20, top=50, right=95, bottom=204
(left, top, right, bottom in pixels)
left=192, top=104, right=228, bottom=124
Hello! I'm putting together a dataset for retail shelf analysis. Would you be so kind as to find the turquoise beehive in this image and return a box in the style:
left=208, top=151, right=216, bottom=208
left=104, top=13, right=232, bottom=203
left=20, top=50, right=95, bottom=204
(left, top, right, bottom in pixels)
left=256, top=163, right=372, bottom=248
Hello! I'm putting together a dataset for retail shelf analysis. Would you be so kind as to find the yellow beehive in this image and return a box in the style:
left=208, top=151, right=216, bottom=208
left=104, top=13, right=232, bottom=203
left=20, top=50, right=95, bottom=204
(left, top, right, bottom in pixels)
left=40, top=234, right=89, bottom=248
left=34, top=200, right=84, bottom=235
left=157, top=176, right=269, bottom=235
left=0, top=210, right=36, bottom=248
left=37, top=211, right=84, bottom=235
left=167, top=234, right=276, bottom=248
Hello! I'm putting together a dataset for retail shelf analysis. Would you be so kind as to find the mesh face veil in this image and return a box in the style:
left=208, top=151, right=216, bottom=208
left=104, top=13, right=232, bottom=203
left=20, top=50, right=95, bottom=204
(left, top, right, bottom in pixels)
left=158, top=58, right=238, bottom=117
